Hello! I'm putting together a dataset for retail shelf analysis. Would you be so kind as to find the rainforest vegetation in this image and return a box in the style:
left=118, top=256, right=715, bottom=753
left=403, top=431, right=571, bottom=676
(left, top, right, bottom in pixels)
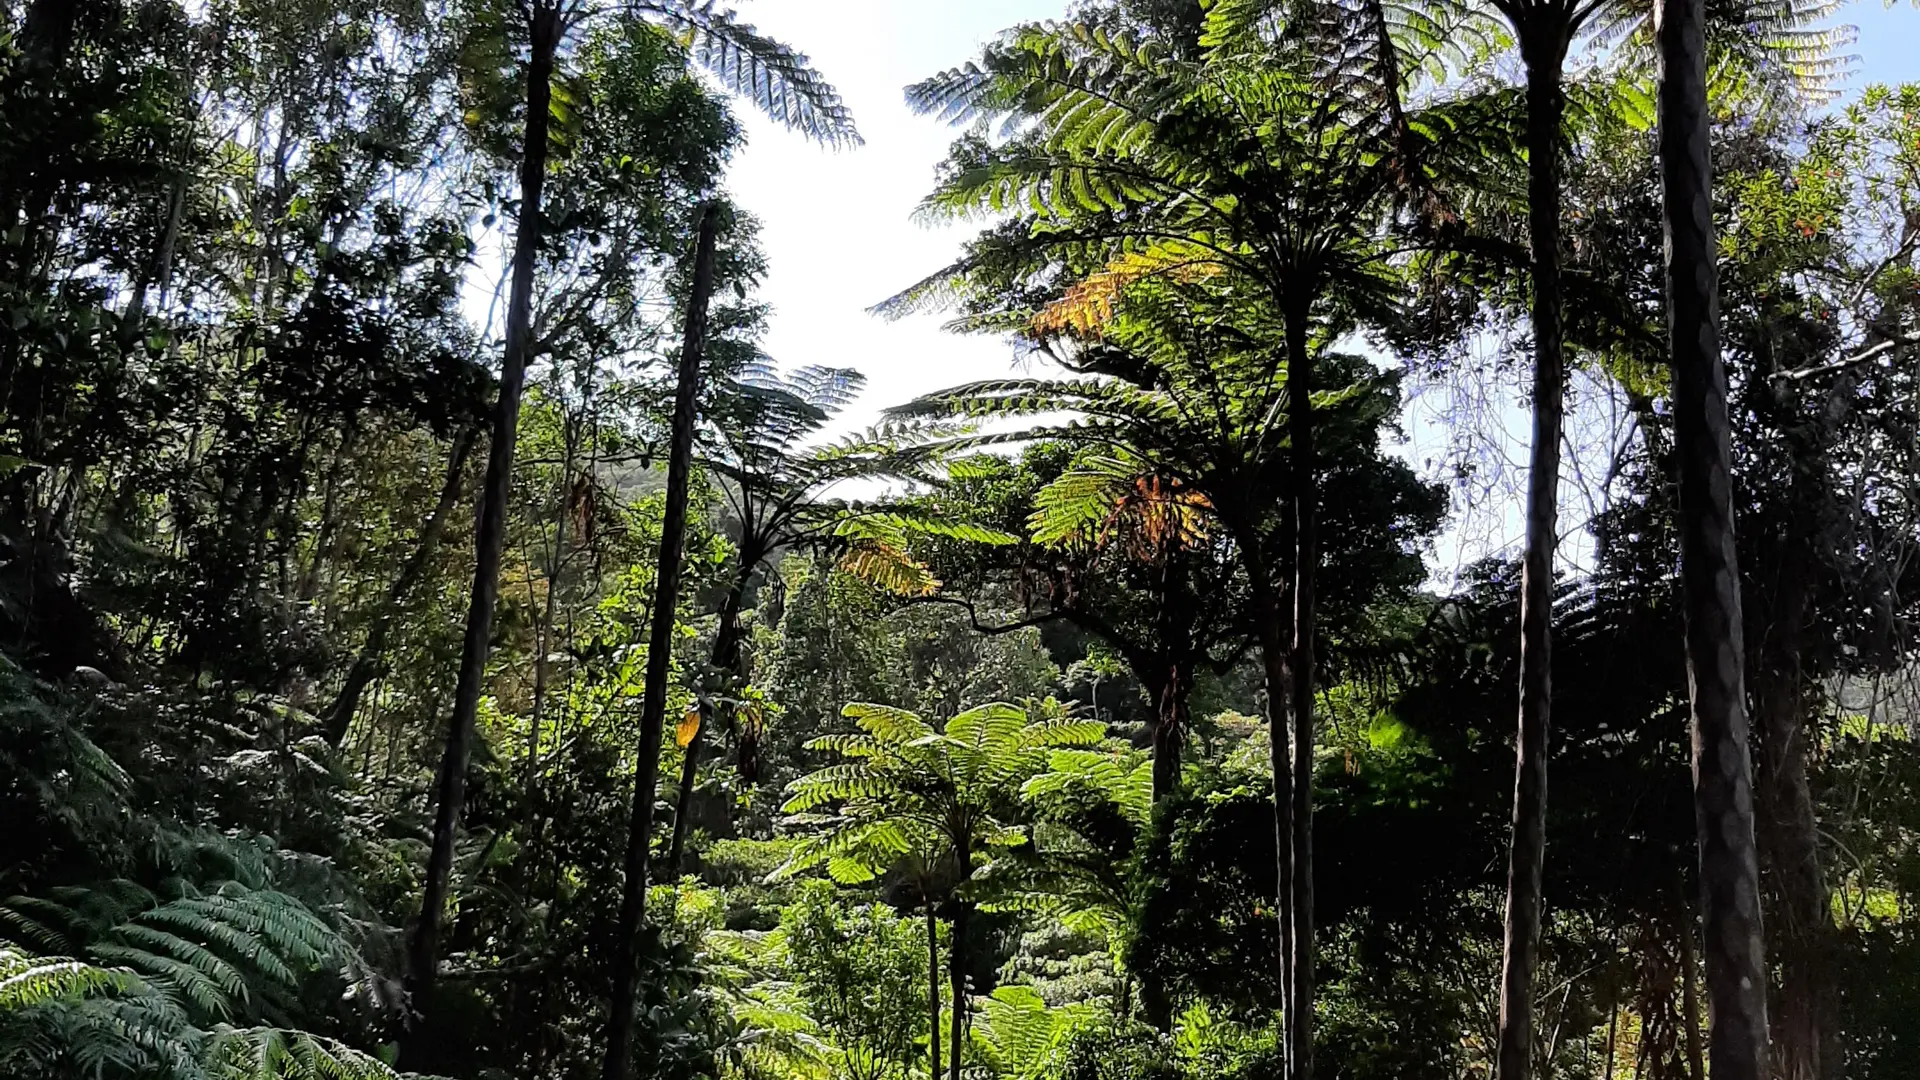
left=2, top=0, right=1918, bottom=1078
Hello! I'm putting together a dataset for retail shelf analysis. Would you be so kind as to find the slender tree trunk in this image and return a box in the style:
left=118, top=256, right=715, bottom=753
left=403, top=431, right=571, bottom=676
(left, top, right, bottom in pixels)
left=1752, top=398, right=1834, bottom=1080
left=1755, top=545, right=1829, bottom=1080
left=1682, top=899, right=1707, bottom=1080
left=1606, top=1002, right=1619, bottom=1080
left=602, top=202, right=722, bottom=1080
left=1284, top=302, right=1317, bottom=1080
left=325, top=427, right=477, bottom=746
left=1656, top=1, right=1771, bottom=1077
left=927, top=900, right=942, bottom=1080
left=1253, top=576, right=1296, bottom=1066
left=949, top=898, right=970, bottom=1080
left=402, top=10, right=558, bottom=1055
left=1494, top=25, right=1569, bottom=1080
left=523, top=420, right=578, bottom=806
left=666, top=578, right=748, bottom=874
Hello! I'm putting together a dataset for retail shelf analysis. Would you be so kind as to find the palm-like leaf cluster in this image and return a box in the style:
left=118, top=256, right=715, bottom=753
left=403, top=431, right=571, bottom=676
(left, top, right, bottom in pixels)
left=705, top=363, right=1019, bottom=601
left=776, top=702, right=1106, bottom=891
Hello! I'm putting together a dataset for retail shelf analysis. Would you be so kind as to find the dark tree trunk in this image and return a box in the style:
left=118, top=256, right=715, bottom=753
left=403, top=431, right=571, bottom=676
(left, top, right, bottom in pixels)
left=1494, top=23, right=1570, bottom=1080
left=1284, top=301, right=1317, bottom=1080
left=949, top=898, right=970, bottom=1080
left=1149, top=554, right=1193, bottom=802
left=324, top=427, right=476, bottom=747
left=1682, top=891, right=1708, bottom=1080
left=1149, top=661, right=1191, bottom=803
left=1754, top=499, right=1830, bottom=1080
left=1656, top=0, right=1770, bottom=1076
left=1254, top=577, right=1296, bottom=1067
left=666, top=574, right=749, bottom=875
left=1754, top=362, right=1841, bottom=1080
left=601, top=202, right=722, bottom=1080
left=927, top=900, right=942, bottom=1080
left=402, top=10, right=558, bottom=1061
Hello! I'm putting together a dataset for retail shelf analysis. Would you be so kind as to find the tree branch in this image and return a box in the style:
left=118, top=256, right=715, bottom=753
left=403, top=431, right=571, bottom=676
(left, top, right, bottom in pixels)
left=905, top=595, right=1060, bottom=636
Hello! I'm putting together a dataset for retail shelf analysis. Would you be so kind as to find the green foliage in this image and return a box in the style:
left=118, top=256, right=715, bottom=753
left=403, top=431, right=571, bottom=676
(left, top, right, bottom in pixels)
left=775, top=882, right=927, bottom=1080
left=974, top=985, right=1097, bottom=1080
left=778, top=700, right=1105, bottom=892
left=0, top=943, right=412, bottom=1080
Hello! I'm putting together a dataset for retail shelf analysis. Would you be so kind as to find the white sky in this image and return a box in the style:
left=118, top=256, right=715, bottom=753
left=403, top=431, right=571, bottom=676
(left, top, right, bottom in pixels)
left=722, top=0, right=1067, bottom=432
left=716, top=0, right=1920, bottom=581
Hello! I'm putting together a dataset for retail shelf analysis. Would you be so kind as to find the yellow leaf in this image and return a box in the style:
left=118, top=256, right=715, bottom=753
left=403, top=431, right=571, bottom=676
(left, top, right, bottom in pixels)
left=676, top=708, right=702, bottom=748
left=1030, top=245, right=1221, bottom=338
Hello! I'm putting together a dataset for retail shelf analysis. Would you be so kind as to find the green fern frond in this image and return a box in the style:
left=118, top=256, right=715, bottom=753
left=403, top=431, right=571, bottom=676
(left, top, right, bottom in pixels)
left=204, top=1025, right=411, bottom=1080
left=0, top=947, right=136, bottom=1009
left=92, top=936, right=246, bottom=1020
left=640, top=0, right=862, bottom=147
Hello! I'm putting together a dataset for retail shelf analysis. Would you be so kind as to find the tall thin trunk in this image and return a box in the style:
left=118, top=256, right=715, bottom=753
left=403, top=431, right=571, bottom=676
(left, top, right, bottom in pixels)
left=1606, top=1002, right=1619, bottom=1080
left=401, top=9, right=559, bottom=1061
left=666, top=577, right=748, bottom=874
left=524, top=421, right=578, bottom=806
left=927, top=900, right=942, bottom=1080
left=1657, top=0, right=1770, bottom=1076
left=1254, top=576, right=1296, bottom=1066
left=1284, top=301, right=1317, bottom=1080
left=324, top=427, right=477, bottom=746
left=949, top=897, right=970, bottom=1080
left=1755, top=520, right=1828, bottom=1080
left=1755, top=369, right=1836, bottom=1080
left=602, top=202, right=722, bottom=1080
left=1682, top=897, right=1707, bottom=1080
left=1494, top=24, right=1570, bottom=1080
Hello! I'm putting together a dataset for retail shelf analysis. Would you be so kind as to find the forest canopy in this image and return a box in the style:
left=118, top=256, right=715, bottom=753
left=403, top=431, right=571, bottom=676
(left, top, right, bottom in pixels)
left=1, top=2, right=1917, bottom=1080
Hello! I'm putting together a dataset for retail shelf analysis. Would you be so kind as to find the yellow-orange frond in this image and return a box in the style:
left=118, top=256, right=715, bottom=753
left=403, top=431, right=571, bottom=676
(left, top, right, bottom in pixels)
left=1030, top=247, right=1222, bottom=338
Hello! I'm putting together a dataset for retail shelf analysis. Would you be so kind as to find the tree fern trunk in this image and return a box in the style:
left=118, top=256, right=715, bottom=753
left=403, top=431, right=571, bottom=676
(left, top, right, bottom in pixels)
left=927, top=899, right=942, bottom=1080
left=949, top=898, right=970, bottom=1080
left=602, top=201, right=721, bottom=1080
left=1753, top=393, right=1833, bottom=1080
left=1149, top=661, right=1190, bottom=803
left=1682, top=888, right=1707, bottom=1080
left=402, top=9, right=558, bottom=1063
left=1284, top=299, right=1316, bottom=1080
left=1755, top=506, right=1828, bottom=1080
left=1656, top=0, right=1770, bottom=1075
left=1253, top=575, right=1295, bottom=1068
left=1494, top=23, right=1569, bottom=1080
